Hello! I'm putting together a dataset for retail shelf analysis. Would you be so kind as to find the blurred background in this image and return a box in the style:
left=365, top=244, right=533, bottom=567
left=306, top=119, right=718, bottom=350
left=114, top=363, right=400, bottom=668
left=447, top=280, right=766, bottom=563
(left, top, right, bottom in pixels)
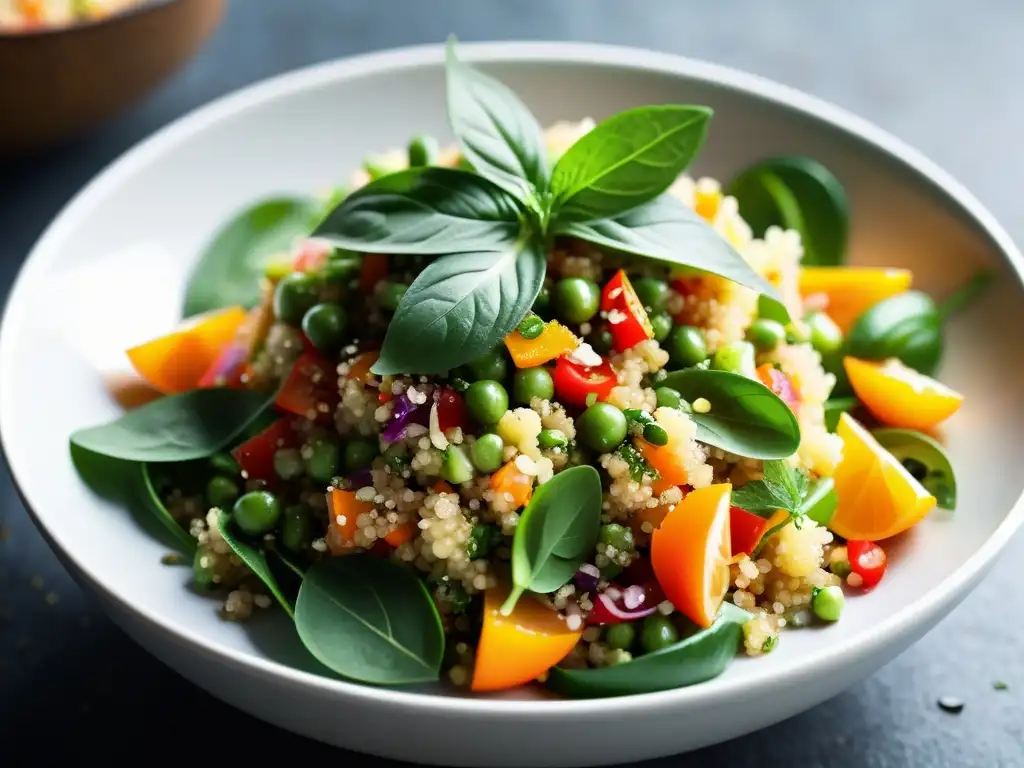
left=1, top=1, right=1022, bottom=766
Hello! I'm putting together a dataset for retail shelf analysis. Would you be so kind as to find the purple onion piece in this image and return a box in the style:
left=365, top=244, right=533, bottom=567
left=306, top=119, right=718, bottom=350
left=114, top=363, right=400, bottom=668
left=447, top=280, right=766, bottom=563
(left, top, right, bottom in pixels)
left=381, top=393, right=419, bottom=443
left=573, top=563, right=601, bottom=594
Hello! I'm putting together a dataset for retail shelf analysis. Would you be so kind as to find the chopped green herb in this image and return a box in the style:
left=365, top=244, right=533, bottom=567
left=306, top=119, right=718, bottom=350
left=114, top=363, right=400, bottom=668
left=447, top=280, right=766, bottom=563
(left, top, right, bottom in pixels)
left=614, top=442, right=660, bottom=483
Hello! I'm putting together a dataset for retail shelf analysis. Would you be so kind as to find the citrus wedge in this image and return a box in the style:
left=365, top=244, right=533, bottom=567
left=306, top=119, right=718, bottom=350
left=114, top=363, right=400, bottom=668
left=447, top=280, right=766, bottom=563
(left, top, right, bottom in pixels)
left=829, top=412, right=936, bottom=541
left=799, top=267, right=912, bottom=332
left=844, top=357, right=963, bottom=430
left=471, top=583, right=582, bottom=692
left=651, top=483, right=733, bottom=628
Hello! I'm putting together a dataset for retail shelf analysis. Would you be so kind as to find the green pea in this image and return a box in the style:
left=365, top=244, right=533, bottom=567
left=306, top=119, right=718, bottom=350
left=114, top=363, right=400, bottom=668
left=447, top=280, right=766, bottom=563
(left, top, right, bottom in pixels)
left=649, top=312, right=673, bottom=342
left=577, top=403, right=628, bottom=454
left=441, top=444, right=475, bottom=485
left=470, top=433, right=505, bottom=473
left=655, top=386, right=682, bottom=410
left=206, top=475, right=239, bottom=509
left=668, top=325, right=708, bottom=368
left=538, top=428, right=568, bottom=449
left=642, top=422, right=669, bottom=446
left=321, top=253, right=360, bottom=283
left=305, top=439, right=341, bottom=483
left=273, top=271, right=320, bottom=326
left=407, top=134, right=439, bottom=167
left=746, top=318, right=786, bottom=352
left=301, top=302, right=348, bottom=353
left=604, top=622, right=636, bottom=651
left=588, top=328, right=614, bottom=356
left=812, top=585, right=845, bottom=622
left=273, top=448, right=304, bottom=480
left=805, top=311, right=844, bottom=356
left=599, top=523, right=634, bottom=552
left=641, top=614, right=679, bottom=653
left=632, top=277, right=670, bottom=313
left=467, top=523, right=503, bottom=560
left=281, top=504, right=315, bottom=552
left=553, top=277, right=600, bottom=325
left=193, top=548, right=216, bottom=590
left=343, top=438, right=378, bottom=474
left=232, top=491, right=282, bottom=537
left=712, top=340, right=757, bottom=378
left=513, top=367, right=554, bottom=405
left=465, top=380, right=509, bottom=426
left=648, top=369, right=669, bottom=387
left=467, top=348, right=508, bottom=382
left=380, top=282, right=409, bottom=311
left=517, top=314, right=545, bottom=340
left=208, top=452, right=240, bottom=476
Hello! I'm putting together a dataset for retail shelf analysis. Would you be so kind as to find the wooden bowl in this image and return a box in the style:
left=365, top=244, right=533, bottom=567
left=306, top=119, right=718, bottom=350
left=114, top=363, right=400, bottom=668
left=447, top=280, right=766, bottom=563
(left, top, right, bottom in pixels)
left=0, top=0, right=225, bottom=157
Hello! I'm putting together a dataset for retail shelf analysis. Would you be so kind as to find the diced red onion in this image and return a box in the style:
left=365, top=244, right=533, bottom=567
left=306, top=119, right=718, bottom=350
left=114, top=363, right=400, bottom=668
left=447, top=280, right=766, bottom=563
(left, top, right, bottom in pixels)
left=586, top=581, right=665, bottom=625
left=381, top=393, right=420, bottom=443
left=573, top=564, right=601, bottom=594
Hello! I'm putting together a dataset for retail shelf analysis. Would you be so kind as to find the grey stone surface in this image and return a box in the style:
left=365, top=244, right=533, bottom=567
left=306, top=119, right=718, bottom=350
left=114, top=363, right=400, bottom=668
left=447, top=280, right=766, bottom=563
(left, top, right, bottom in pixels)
left=1, top=1, right=1022, bottom=765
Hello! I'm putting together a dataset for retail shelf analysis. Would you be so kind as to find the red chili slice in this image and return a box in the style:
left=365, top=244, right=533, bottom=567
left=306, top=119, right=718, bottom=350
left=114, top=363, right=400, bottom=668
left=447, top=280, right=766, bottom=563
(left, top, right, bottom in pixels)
left=231, top=418, right=298, bottom=486
left=275, top=353, right=339, bottom=424
left=436, top=386, right=469, bottom=433
left=730, top=506, right=769, bottom=557
left=601, top=269, right=654, bottom=352
left=553, top=357, right=617, bottom=408
left=847, top=539, right=887, bottom=589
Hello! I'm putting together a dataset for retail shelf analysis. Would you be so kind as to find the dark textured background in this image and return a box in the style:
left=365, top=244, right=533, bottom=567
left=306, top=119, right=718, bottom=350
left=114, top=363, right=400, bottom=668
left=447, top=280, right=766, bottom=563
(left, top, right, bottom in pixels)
left=1, top=2, right=1022, bottom=766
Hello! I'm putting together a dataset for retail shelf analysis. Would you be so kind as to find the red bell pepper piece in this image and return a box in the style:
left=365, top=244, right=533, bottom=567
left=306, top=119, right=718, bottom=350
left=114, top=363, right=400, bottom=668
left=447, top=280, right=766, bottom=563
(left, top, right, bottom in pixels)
left=552, top=356, right=617, bottom=408
left=601, top=269, right=654, bottom=352
left=847, top=539, right=887, bottom=589
left=275, top=353, right=339, bottom=424
left=730, top=505, right=768, bottom=557
left=436, top=386, right=469, bottom=433
left=359, top=253, right=389, bottom=294
left=231, top=418, right=298, bottom=485
left=756, top=364, right=801, bottom=411
left=197, top=341, right=249, bottom=390
left=292, top=238, right=333, bottom=272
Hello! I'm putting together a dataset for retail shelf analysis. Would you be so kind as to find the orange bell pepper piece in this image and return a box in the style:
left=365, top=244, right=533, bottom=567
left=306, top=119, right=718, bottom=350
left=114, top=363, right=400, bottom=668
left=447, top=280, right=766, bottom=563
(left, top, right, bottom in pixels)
left=345, top=350, right=380, bottom=385
left=383, top=521, right=419, bottom=547
left=844, top=356, right=963, bottom=430
left=326, top=489, right=373, bottom=555
left=359, top=253, right=389, bottom=295
left=126, top=306, right=247, bottom=395
left=799, top=267, right=912, bottom=332
left=489, top=459, right=533, bottom=508
left=504, top=321, right=580, bottom=368
left=471, top=583, right=582, bottom=692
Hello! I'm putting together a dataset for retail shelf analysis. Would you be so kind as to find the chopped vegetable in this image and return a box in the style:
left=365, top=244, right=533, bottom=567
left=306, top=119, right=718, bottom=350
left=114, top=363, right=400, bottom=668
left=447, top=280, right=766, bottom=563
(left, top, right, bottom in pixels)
left=275, top=353, right=340, bottom=423
left=729, top=506, right=768, bottom=557
left=552, top=356, right=617, bottom=408
left=489, top=459, right=533, bottom=508
left=600, top=269, right=655, bottom=352
left=231, top=418, right=297, bottom=486
left=846, top=539, right=887, bottom=589
left=326, top=489, right=373, bottom=554
left=798, top=266, right=913, bottom=332
left=504, top=320, right=580, bottom=368
left=755, top=364, right=801, bottom=410
left=844, top=357, right=963, bottom=430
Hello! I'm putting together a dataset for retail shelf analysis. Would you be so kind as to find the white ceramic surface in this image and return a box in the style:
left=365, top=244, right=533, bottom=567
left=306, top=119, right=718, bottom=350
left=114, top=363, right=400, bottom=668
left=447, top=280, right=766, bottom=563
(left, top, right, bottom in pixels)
left=2, top=42, right=1023, bottom=767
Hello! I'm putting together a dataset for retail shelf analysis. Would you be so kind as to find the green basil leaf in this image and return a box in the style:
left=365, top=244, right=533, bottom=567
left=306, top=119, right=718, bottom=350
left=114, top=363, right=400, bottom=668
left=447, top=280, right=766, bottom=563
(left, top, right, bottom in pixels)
left=725, top=155, right=849, bottom=267
left=184, top=197, right=321, bottom=317
left=846, top=291, right=943, bottom=376
left=659, top=368, right=801, bottom=459
left=140, top=463, right=199, bottom=555
left=314, top=167, right=523, bottom=254
left=730, top=480, right=789, bottom=518
left=549, top=105, right=711, bottom=223
left=764, top=459, right=807, bottom=510
left=273, top=549, right=307, bottom=580
left=295, top=555, right=444, bottom=685
left=802, top=476, right=838, bottom=527
left=444, top=37, right=549, bottom=202
left=557, top=194, right=789, bottom=322
left=371, top=235, right=545, bottom=375
left=872, top=428, right=957, bottom=510
left=70, top=388, right=273, bottom=463
left=502, top=465, right=603, bottom=615
left=216, top=511, right=295, bottom=619
left=547, top=603, right=750, bottom=697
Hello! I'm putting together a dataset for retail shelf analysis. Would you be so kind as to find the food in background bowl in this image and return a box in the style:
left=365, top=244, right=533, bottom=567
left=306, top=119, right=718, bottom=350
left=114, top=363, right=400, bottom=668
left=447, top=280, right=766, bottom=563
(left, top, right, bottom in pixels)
left=0, top=0, right=147, bottom=31
left=69, top=38, right=987, bottom=698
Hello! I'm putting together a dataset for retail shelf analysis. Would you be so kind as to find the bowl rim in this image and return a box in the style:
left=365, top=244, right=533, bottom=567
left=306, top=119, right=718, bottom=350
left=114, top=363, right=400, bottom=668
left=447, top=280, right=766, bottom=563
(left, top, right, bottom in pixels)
left=0, top=0, right=179, bottom=39
left=2, top=40, right=1022, bottom=718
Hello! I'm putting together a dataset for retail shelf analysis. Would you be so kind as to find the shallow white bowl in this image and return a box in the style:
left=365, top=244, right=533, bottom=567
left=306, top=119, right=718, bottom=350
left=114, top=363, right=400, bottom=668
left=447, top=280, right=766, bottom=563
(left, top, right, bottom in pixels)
left=2, top=42, right=1023, bottom=767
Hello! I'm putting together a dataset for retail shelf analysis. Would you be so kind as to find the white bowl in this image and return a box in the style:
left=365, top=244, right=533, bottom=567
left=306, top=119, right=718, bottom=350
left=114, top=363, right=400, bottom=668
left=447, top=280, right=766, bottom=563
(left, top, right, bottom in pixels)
left=2, top=42, right=1023, bottom=767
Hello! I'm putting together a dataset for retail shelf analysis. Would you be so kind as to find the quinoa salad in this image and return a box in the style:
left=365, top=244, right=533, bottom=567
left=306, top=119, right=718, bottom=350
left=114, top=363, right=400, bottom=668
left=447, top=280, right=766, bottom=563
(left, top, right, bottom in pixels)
left=71, top=38, right=984, bottom=697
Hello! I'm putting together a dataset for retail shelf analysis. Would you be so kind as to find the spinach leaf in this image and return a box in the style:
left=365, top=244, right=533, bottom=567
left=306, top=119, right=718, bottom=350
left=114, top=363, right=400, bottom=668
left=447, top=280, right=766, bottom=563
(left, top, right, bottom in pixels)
left=295, top=555, right=444, bottom=685
left=549, top=105, right=711, bottom=223
left=314, top=167, right=523, bottom=254
left=659, top=368, right=801, bottom=460
left=444, top=36, right=550, bottom=202
left=184, top=197, right=321, bottom=317
left=216, top=511, right=295, bottom=619
left=846, top=291, right=943, bottom=376
left=557, top=194, right=789, bottom=322
left=725, top=155, right=849, bottom=267
left=371, top=237, right=546, bottom=375
left=873, top=428, right=957, bottom=510
left=140, top=463, right=199, bottom=555
left=501, top=465, right=603, bottom=615
left=547, top=602, right=749, bottom=697
left=70, top=387, right=273, bottom=463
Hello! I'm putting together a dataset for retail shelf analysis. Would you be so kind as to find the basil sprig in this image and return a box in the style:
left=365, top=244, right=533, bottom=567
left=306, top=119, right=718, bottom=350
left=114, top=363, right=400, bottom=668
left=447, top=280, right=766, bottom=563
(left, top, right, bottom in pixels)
left=315, top=36, right=788, bottom=375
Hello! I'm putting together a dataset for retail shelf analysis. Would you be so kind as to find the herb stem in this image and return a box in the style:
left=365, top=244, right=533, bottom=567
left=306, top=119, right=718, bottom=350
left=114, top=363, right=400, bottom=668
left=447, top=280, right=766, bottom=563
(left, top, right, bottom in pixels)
left=937, top=269, right=994, bottom=320
left=752, top=513, right=791, bottom=558
left=499, top=584, right=526, bottom=616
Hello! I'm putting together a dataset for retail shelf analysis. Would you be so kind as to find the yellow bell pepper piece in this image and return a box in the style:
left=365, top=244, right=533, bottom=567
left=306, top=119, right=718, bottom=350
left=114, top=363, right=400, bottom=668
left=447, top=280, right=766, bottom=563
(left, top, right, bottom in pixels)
left=504, top=321, right=579, bottom=368
left=799, top=267, right=912, bottom=332
left=844, top=357, right=963, bottom=431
